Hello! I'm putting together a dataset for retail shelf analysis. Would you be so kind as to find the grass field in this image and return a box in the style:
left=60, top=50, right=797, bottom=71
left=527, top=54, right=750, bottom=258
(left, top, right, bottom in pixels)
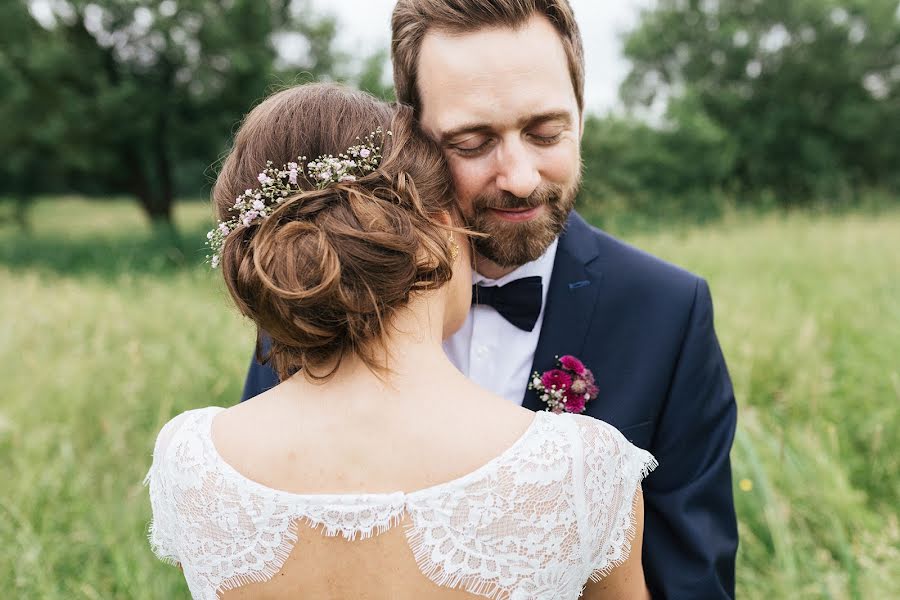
left=1, top=197, right=898, bottom=599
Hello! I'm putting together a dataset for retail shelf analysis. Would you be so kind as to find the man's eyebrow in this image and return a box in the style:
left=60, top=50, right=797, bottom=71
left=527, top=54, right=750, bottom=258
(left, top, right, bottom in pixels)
left=519, top=110, right=573, bottom=129
left=440, top=110, right=573, bottom=144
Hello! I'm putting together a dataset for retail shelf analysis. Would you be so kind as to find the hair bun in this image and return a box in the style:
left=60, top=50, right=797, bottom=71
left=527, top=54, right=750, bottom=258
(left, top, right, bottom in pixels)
left=212, top=84, right=458, bottom=380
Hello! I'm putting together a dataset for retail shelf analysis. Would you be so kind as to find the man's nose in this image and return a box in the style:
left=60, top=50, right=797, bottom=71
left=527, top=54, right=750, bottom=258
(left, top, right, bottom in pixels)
left=495, top=140, right=540, bottom=199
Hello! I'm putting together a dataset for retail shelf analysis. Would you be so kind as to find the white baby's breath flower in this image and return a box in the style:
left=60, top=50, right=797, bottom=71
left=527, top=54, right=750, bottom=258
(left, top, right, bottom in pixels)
left=206, top=129, right=385, bottom=269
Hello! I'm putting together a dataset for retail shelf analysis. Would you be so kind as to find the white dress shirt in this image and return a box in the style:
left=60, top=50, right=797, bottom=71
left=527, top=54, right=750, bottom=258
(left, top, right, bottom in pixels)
left=443, top=239, right=559, bottom=405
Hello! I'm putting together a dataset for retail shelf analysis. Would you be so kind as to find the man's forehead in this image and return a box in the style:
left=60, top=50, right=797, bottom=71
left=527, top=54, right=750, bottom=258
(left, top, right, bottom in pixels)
left=418, top=16, right=578, bottom=136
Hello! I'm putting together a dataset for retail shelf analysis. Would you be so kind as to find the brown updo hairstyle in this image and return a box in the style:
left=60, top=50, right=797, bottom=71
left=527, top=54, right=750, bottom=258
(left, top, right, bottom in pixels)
left=213, top=83, right=459, bottom=381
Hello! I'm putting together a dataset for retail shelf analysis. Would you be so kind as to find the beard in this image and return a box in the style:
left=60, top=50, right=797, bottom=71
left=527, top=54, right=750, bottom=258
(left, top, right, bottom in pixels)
left=464, top=177, right=579, bottom=268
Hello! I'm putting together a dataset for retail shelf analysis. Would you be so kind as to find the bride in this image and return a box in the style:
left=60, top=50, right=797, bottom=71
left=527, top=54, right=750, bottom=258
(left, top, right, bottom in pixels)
left=145, top=82, right=655, bottom=599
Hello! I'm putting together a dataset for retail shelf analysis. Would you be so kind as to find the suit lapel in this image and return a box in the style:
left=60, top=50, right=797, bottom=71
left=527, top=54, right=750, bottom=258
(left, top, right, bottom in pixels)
left=522, top=212, right=604, bottom=410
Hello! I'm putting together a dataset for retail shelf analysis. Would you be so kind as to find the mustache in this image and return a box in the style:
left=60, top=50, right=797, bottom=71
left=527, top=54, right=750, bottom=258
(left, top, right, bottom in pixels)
left=472, top=185, right=564, bottom=211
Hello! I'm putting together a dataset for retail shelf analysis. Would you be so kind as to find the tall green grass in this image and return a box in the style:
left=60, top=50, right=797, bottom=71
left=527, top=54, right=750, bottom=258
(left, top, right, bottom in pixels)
left=1, top=198, right=897, bottom=598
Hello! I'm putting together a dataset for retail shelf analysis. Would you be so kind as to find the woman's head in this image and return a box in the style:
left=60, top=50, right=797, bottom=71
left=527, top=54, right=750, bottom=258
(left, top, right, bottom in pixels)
left=213, top=83, right=469, bottom=381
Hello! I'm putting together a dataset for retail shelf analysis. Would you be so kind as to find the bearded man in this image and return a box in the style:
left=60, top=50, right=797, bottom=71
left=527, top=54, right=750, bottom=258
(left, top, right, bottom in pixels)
left=242, top=1, right=738, bottom=597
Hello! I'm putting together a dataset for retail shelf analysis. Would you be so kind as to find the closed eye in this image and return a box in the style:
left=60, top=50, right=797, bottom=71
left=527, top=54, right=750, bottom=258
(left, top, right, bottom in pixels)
left=451, top=138, right=496, bottom=157
left=530, top=132, right=563, bottom=145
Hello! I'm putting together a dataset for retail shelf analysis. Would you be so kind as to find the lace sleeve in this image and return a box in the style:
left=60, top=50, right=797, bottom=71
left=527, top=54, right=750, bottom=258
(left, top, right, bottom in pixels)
left=572, top=416, right=657, bottom=582
left=143, top=411, right=193, bottom=566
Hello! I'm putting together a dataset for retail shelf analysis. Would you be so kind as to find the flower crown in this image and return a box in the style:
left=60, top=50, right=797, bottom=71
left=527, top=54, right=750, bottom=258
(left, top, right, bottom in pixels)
left=206, top=128, right=389, bottom=268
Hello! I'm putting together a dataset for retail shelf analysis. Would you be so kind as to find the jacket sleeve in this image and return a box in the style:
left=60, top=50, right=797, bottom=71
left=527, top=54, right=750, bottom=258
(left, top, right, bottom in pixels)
left=642, top=278, right=738, bottom=599
left=240, top=335, right=279, bottom=402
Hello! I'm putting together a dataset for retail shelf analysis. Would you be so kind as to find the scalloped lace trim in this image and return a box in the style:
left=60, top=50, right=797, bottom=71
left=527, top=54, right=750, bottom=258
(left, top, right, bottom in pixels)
left=145, top=407, right=655, bottom=600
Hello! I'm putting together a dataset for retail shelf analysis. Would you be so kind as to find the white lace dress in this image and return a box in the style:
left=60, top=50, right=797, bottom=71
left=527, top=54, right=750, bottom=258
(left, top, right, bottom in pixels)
left=145, top=407, right=656, bottom=600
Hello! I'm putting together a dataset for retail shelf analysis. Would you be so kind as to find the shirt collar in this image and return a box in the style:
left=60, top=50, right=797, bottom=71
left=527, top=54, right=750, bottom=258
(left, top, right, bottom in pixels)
left=473, top=238, right=559, bottom=289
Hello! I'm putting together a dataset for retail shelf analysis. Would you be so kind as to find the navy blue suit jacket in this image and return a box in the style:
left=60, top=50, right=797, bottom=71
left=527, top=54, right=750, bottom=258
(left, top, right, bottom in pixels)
left=240, top=211, right=738, bottom=598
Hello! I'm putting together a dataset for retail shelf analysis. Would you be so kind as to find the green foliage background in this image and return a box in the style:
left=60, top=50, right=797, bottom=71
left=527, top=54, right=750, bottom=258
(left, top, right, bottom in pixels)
left=0, top=0, right=385, bottom=225
left=2, top=0, right=898, bottom=226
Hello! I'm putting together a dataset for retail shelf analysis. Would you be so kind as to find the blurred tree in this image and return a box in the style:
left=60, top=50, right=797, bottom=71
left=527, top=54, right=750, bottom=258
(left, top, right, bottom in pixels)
left=1, top=0, right=344, bottom=227
left=0, top=1, right=68, bottom=228
left=355, top=48, right=394, bottom=101
left=621, top=0, right=900, bottom=203
left=581, top=93, right=738, bottom=199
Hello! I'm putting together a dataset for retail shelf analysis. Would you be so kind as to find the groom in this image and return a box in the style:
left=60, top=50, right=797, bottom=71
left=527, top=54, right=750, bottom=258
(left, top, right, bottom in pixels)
left=243, top=0, right=738, bottom=597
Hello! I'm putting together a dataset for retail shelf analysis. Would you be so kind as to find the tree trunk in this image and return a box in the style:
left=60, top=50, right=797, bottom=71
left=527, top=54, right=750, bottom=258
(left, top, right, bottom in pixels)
left=125, top=145, right=173, bottom=226
left=13, top=194, right=32, bottom=231
left=152, top=108, right=175, bottom=227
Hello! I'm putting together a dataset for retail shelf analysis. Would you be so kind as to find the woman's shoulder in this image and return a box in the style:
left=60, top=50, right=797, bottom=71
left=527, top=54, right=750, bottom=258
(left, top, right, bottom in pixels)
left=559, top=413, right=657, bottom=478
left=153, top=406, right=222, bottom=450
left=146, top=406, right=223, bottom=479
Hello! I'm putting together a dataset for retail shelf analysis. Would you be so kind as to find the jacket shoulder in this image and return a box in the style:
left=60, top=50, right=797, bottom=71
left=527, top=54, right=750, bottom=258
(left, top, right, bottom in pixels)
left=565, top=212, right=703, bottom=302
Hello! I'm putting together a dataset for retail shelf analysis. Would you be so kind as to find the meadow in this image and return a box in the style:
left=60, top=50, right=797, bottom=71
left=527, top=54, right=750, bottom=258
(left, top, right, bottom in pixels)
left=1, top=197, right=897, bottom=599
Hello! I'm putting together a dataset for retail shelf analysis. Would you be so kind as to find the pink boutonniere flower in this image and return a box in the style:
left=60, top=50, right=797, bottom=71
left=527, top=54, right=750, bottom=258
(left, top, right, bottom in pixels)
left=528, top=355, right=598, bottom=414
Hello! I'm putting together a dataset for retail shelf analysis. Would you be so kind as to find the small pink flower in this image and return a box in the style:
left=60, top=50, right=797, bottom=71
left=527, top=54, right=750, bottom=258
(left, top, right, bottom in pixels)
left=241, top=209, right=259, bottom=226
left=359, top=148, right=371, bottom=158
left=559, top=355, right=585, bottom=375
left=288, top=169, right=298, bottom=185
left=541, top=369, right=572, bottom=391
left=529, top=354, right=598, bottom=414
left=565, top=394, right=587, bottom=414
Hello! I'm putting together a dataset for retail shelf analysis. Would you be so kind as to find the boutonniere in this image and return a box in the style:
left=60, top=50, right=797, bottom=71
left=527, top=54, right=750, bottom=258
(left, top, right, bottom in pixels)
left=528, top=355, right=598, bottom=414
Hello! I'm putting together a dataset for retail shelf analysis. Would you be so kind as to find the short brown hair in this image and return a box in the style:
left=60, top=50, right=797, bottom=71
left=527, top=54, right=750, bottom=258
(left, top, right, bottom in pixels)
left=213, top=83, right=457, bottom=380
left=391, top=0, right=584, bottom=113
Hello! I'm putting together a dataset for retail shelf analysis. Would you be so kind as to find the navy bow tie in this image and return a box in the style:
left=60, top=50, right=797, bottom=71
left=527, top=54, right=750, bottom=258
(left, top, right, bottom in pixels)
left=471, top=276, right=543, bottom=332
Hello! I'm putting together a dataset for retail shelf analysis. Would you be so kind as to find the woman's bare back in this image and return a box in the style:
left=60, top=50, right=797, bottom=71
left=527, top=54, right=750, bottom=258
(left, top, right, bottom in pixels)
left=147, top=373, right=653, bottom=599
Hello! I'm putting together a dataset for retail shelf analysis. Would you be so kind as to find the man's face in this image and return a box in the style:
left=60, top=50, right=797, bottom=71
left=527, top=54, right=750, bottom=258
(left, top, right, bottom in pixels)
left=417, top=14, right=582, bottom=272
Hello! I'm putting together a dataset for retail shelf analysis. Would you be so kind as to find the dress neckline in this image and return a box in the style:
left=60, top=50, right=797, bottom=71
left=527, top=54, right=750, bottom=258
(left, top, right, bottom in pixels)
left=196, top=406, right=546, bottom=502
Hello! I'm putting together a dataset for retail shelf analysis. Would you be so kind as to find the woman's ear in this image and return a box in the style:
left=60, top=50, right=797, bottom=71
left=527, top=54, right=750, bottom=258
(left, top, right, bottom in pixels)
left=434, top=210, right=453, bottom=228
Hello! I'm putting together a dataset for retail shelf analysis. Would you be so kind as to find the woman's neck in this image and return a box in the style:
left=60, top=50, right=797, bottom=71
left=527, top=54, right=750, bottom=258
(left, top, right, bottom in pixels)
left=283, top=292, right=465, bottom=406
